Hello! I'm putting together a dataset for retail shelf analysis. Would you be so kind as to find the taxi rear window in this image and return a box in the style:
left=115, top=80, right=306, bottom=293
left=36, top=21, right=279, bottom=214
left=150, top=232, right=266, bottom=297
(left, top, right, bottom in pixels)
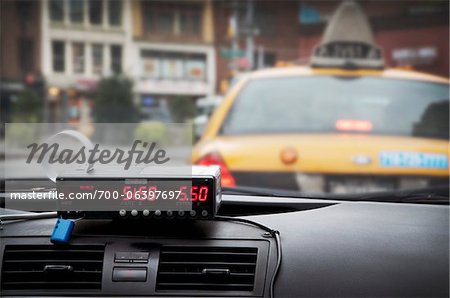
left=221, top=76, right=449, bottom=140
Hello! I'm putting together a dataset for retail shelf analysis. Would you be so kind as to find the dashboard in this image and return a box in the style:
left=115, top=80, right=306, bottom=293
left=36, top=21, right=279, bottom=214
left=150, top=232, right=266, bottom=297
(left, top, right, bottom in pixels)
left=0, top=195, right=449, bottom=297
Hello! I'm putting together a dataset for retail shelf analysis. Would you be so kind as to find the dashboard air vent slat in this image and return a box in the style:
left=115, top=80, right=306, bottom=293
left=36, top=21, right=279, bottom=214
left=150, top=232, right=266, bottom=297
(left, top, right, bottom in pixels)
left=1, top=245, right=104, bottom=291
left=157, top=246, right=258, bottom=292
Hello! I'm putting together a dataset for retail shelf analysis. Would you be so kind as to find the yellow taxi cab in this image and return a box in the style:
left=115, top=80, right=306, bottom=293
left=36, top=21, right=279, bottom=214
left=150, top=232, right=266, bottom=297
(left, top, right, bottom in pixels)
left=193, top=1, right=449, bottom=194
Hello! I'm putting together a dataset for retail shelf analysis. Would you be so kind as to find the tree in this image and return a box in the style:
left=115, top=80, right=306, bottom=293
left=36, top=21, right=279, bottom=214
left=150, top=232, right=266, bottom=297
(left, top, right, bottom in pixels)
left=11, top=87, right=43, bottom=122
left=93, top=76, right=139, bottom=123
left=168, top=96, right=196, bottom=123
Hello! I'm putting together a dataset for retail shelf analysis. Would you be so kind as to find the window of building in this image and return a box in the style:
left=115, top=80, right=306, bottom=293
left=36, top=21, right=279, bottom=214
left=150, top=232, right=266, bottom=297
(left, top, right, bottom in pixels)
left=111, top=45, right=122, bottom=74
left=52, top=41, right=65, bottom=72
left=180, top=7, right=202, bottom=35
left=157, top=11, right=175, bottom=33
left=142, top=3, right=202, bottom=36
left=69, top=0, right=84, bottom=24
left=19, top=38, right=34, bottom=75
left=143, top=12, right=153, bottom=32
left=72, top=43, right=85, bottom=74
left=49, top=0, right=64, bottom=22
left=92, top=44, right=103, bottom=75
left=89, top=0, right=103, bottom=25
left=108, top=0, right=122, bottom=26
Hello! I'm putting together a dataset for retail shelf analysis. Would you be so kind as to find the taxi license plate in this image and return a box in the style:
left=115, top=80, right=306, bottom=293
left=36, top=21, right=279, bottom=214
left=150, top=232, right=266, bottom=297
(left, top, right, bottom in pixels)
left=328, top=178, right=395, bottom=194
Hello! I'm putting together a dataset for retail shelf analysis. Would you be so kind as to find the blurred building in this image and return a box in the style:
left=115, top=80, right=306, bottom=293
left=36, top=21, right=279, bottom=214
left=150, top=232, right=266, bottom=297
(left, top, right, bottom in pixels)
left=0, top=0, right=42, bottom=124
left=213, top=1, right=300, bottom=93
left=2, top=0, right=448, bottom=128
left=130, top=0, right=216, bottom=121
left=298, top=1, right=449, bottom=77
left=40, top=0, right=133, bottom=123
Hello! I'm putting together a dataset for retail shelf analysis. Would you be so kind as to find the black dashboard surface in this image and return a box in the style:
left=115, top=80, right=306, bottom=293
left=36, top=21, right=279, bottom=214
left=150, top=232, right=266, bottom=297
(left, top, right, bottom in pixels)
left=1, top=196, right=449, bottom=297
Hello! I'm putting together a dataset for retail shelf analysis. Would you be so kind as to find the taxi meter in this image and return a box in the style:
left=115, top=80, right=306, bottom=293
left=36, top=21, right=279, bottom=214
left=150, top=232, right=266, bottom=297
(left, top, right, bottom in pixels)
left=56, top=166, right=221, bottom=220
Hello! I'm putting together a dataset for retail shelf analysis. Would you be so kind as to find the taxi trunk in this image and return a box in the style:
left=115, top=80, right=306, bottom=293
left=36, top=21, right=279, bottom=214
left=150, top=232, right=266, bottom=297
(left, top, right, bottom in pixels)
left=207, top=134, right=448, bottom=194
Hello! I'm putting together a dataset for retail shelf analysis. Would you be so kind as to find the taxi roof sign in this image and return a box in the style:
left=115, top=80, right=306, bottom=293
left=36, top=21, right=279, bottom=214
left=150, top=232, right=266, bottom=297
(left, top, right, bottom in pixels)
left=311, top=1, right=385, bottom=69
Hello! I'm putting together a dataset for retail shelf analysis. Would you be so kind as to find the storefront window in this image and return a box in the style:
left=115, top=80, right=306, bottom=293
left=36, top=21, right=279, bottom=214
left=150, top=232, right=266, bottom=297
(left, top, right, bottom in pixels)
left=140, top=50, right=207, bottom=81
left=186, top=55, right=206, bottom=81
left=162, top=53, right=184, bottom=80
left=141, top=50, right=161, bottom=79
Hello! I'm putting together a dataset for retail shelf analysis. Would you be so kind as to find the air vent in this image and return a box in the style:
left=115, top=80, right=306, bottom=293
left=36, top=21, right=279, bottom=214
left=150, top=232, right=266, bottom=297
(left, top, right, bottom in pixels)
left=1, top=245, right=104, bottom=291
left=157, top=246, right=258, bottom=292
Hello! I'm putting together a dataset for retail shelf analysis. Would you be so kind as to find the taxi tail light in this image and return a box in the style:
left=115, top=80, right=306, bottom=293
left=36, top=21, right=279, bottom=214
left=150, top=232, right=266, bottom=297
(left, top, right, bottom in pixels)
left=196, top=153, right=236, bottom=187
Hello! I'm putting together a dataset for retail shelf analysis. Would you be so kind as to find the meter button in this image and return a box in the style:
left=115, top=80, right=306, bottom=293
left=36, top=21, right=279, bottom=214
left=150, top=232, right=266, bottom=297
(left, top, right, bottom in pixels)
left=131, top=252, right=149, bottom=263
left=114, top=252, right=131, bottom=263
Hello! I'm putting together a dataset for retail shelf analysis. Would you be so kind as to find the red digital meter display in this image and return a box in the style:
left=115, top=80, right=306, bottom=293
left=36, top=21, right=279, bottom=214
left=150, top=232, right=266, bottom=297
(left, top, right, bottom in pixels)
left=120, top=185, right=209, bottom=202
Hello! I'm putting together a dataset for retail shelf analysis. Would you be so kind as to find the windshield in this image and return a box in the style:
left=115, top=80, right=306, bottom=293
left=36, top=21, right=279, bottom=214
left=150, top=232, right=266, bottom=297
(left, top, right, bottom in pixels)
left=1, top=0, right=449, bottom=206
left=222, top=77, right=449, bottom=139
